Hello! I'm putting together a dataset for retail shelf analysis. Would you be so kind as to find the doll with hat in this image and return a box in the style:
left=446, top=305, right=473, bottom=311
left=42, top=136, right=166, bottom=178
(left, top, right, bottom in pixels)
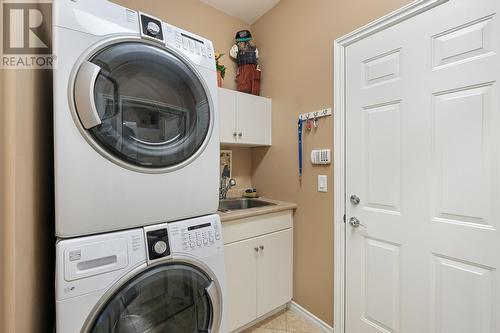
left=229, top=30, right=261, bottom=96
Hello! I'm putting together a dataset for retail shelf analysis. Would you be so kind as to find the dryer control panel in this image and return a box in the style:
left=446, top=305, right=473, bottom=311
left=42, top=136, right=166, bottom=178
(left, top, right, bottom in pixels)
left=163, top=23, right=216, bottom=71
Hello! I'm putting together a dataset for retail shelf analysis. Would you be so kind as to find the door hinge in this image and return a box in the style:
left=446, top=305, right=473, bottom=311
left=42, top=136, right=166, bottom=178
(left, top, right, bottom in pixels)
left=343, top=214, right=346, bottom=223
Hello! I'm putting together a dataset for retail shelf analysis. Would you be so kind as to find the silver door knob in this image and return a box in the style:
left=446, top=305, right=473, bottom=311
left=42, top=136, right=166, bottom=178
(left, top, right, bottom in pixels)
left=349, top=217, right=365, bottom=228
left=350, top=195, right=360, bottom=205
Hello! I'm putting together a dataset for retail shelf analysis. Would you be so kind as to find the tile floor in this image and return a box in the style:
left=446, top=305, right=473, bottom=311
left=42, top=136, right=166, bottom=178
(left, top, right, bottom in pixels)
left=242, top=308, right=322, bottom=333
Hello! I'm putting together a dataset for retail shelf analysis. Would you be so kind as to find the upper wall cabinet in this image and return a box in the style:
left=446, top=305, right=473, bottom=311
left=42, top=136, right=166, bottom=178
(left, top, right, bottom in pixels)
left=218, top=88, right=272, bottom=146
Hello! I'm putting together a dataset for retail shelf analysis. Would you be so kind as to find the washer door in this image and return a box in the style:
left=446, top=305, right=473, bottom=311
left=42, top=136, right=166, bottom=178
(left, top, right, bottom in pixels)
left=87, top=263, right=221, bottom=333
left=73, top=41, right=212, bottom=172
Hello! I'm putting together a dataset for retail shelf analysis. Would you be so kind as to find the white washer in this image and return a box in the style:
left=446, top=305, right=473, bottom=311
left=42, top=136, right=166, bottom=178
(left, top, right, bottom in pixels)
left=56, top=214, right=226, bottom=333
left=53, top=0, right=220, bottom=237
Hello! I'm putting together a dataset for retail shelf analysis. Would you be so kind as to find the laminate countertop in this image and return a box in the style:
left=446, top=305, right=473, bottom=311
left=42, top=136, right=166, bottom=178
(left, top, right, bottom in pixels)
left=217, top=197, right=297, bottom=223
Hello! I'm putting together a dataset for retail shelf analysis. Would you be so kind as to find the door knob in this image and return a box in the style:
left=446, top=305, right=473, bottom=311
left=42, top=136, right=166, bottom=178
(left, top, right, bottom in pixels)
left=233, top=132, right=237, bottom=137
left=349, top=217, right=366, bottom=228
left=259, top=245, right=264, bottom=251
left=254, top=247, right=259, bottom=252
left=350, top=195, right=360, bottom=205
left=238, top=132, right=243, bottom=137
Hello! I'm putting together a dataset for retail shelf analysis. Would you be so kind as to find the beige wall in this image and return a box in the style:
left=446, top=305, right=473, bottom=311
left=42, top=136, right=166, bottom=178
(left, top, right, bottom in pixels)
left=0, top=69, right=54, bottom=333
left=251, top=0, right=411, bottom=325
left=113, top=0, right=250, bottom=90
left=221, top=146, right=254, bottom=198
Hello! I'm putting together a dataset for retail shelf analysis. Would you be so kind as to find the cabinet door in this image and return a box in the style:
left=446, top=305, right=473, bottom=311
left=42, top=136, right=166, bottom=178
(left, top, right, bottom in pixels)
left=236, top=92, right=271, bottom=146
left=218, top=88, right=237, bottom=144
left=224, top=238, right=258, bottom=331
left=256, top=228, right=293, bottom=317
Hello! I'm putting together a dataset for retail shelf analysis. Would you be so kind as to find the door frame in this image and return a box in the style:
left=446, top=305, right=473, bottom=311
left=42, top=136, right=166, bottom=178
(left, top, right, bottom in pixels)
left=332, top=1, right=448, bottom=332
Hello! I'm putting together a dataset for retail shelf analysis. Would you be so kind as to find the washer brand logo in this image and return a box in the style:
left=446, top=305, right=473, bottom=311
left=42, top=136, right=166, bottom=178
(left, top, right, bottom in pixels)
left=1, top=0, right=55, bottom=69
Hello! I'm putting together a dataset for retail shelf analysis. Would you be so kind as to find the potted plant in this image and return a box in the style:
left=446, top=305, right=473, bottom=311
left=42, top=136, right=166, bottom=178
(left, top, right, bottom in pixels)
left=215, top=52, right=226, bottom=88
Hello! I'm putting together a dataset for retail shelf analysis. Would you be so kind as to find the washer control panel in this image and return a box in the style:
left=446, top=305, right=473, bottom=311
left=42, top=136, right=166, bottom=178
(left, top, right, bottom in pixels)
left=166, top=215, right=223, bottom=258
left=180, top=220, right=221, bottom=251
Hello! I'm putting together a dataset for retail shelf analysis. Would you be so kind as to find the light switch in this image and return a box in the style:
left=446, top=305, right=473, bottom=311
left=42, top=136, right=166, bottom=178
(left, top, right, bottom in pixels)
left=318, top=175, right=327, bottom=193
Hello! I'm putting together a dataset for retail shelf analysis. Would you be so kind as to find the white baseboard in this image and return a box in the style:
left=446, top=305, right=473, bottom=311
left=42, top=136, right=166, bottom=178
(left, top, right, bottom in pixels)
left=288, top=301, right=334, bottom=333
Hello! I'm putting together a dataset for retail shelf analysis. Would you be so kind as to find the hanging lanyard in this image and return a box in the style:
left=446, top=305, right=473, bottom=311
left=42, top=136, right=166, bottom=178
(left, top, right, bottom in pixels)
left=298, top=117, right=303, bottom=180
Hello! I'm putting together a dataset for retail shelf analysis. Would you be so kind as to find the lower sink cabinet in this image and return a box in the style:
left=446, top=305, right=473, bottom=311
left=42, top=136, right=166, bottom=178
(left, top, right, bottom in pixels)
left=224, top=219, right=293, bottom=332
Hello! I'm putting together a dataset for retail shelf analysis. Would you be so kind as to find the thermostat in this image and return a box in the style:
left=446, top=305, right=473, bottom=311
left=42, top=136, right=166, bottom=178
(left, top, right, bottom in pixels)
left=311, top=149, right=331, bottom=165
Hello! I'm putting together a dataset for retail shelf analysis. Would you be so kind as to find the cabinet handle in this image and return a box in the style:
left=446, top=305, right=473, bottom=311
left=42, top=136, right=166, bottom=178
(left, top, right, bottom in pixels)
left=259, top=245, right=264, bottom=251
left=238, top=132, right=243, bottom=137
left=233, top=132, right=237, bottom=137
left=254, top=247, right=259, bottom=252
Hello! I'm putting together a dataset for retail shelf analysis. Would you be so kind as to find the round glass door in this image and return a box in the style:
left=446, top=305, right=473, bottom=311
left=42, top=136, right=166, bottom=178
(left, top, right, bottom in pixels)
left=76, top=41, right=211, bottom=170
left=89, top=263, right=217, bottom=333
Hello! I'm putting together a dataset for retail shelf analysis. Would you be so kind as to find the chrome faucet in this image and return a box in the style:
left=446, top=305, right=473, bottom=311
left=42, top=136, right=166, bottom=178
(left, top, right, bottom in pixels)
left=219, top=165, right=236, bottom=200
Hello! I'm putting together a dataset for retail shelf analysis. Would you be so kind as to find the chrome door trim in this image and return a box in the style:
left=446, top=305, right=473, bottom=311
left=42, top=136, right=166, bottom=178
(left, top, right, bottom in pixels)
left=68, top=35, right=216, bottom=174
left=80, top=255, right=223, bottom=333
left=206, top=281, right=221, bottom=333
left=74, top=61, right=102, bottom=129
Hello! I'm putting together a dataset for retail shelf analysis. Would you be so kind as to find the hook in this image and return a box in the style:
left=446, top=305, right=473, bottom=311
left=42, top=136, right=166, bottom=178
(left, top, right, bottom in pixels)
left=313, top=115, right=319, bottom=128
left=306, top=118, right=312, bottom=131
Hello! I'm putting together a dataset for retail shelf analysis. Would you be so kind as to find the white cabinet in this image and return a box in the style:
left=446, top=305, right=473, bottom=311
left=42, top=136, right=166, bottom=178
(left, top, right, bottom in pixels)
left=218, top=88, right=271, bottom=146
left=224, top=238, right=258, bottom=331
left=222, top=211, right=293, bottom=332
left=256, top=229, right=293, bottom=317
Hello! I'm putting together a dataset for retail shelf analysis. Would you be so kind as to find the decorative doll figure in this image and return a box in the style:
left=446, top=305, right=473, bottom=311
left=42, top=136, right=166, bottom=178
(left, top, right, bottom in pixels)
left=230, top=30, right=261, bottom=96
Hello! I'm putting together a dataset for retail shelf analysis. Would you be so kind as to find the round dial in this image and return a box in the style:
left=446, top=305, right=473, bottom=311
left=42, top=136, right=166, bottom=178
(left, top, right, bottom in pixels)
left=153, top=240, right=168, bottom=255
left=147, top=22, right=161, bottom=36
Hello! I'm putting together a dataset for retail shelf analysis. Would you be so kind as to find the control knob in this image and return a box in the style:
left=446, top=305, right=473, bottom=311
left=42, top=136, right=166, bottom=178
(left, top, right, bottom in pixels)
left=153, top=240, right=168, bottom=255
left=146, top=22, right=161, bottom=36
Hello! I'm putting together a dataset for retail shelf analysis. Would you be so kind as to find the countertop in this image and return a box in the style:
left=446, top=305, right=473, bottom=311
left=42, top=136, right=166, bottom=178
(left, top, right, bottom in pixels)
left=217, top=197, right=297, bottom=223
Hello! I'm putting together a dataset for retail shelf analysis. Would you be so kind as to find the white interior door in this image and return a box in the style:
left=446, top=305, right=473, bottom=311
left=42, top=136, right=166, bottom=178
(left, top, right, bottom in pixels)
left=345, top=0, right=500, bottom=332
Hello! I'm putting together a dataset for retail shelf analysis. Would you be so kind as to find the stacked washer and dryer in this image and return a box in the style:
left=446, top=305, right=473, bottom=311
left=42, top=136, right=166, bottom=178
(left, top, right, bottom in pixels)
left=53, top=0, right=226, bottom=332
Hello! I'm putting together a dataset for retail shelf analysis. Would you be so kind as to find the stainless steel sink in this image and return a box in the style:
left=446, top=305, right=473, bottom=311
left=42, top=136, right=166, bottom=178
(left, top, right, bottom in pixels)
left=218, top=198, right=276, bottom=212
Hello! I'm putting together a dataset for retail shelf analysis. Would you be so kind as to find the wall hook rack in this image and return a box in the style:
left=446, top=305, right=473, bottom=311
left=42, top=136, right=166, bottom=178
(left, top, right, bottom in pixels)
left=299, top=108, right=332, bottom=121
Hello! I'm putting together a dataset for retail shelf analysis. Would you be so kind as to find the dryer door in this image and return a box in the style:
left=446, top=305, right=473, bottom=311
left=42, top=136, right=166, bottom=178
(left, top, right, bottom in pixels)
left=86, top=262, right=222, bottom=333
left=73, top=41, right=213, bottom=173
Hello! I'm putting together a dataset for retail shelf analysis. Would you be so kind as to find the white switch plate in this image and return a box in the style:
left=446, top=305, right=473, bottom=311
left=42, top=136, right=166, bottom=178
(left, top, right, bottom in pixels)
left=318, top=175, right=327, bottom=193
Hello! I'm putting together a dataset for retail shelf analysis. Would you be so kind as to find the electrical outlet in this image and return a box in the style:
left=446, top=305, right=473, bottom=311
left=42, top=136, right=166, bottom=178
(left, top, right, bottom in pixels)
left=318, top=175, right=327, bottom=193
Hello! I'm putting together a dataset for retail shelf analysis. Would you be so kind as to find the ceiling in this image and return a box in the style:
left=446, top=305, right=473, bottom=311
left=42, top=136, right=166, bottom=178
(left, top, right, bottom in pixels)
left=200, top=0, right=280, bottom=24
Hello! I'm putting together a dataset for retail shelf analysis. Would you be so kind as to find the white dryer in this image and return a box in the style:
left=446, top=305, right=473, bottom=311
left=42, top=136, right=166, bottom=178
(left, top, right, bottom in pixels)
left=56, top=214, right=226, bottom=333
left=53, top=0, right=220, bottom=237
